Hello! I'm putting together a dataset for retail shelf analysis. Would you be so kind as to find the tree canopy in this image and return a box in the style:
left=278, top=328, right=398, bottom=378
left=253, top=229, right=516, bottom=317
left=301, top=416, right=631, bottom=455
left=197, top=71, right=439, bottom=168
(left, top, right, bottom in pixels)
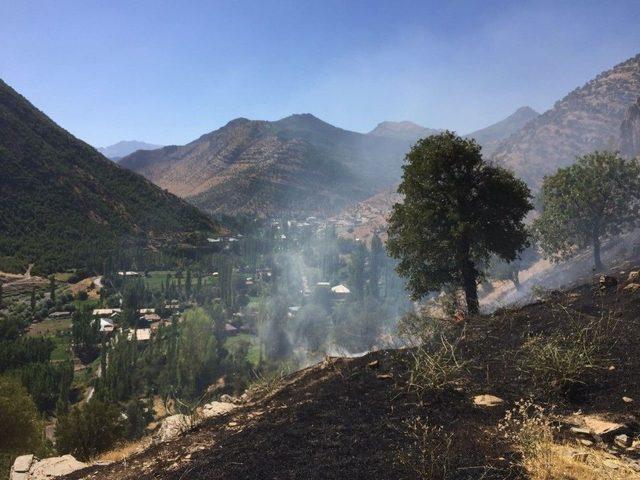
left=387, top=131, right=532, bottom=313
left=533, top=151, right=640, bottom=271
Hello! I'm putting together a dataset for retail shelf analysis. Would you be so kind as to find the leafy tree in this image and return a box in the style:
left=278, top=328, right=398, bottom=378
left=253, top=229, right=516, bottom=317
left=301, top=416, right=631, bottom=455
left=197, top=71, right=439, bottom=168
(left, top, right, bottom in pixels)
left=349, top=243, right=367, bottom=301
left=533, top=151, right=640, bottom=271
left=387, top=131, right=532, bottom=314
left=30, top=288, right=36, bottom=313
left=294, top=305, right=331, bottom=352
left=176, top=308, right=219, bottom=398
left=488, top=245, right=539, bottom=290
left=49, top=275, right=56, bottom=303
left=368, top=234, right=384, bottom=298
left=56, top=400, right=124, bottom=460
left=0, top=375, right=44, bottom=459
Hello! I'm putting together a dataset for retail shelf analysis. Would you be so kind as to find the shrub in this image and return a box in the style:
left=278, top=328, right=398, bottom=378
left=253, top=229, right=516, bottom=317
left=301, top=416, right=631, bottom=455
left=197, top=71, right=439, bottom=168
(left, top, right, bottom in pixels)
left=56, top=400, right=124, bottom=460
left=517, top=315, right=611, bottom=396
left=498, top=400, right=558, bottom=478
left=407, top=333, right=468, bottom=396
left=395, top=417, right=456, bottom=479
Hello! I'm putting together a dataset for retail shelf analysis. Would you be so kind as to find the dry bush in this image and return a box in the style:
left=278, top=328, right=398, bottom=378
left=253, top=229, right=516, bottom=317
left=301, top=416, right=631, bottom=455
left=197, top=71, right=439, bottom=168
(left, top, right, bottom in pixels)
left=407, top=333, right=468, bottom=395
left=517, top=310, right=613, bottom=396
left=396, top=417, right=457, bottom=480
left=498, top=400, right=557, bottom=466
left=499, top=400, right=638, bottom=479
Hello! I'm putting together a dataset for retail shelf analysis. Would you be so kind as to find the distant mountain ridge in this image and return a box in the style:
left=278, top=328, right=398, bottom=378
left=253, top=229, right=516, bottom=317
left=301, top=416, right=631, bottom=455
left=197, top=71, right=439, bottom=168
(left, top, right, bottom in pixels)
left=492, top=53, right=640, bottom=187
left=367, top=120, right=440, bottom=141
left=120, top=113, right=414, bottom=216
left=99, top=140, right=162, bottom=160
left=119, top=107, right=549, bottom=216
left=465, top=106, right=539, bottom=157
left=0, top=79, right=218, bottom=273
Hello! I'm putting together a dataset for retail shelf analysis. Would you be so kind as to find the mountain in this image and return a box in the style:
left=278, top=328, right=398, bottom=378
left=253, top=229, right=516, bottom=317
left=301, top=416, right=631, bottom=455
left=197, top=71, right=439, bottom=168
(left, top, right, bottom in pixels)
left=98, top=140, right=162, bottom=161
left=621, top=96, right=640, bottom=159
left=492, top=54, right=640, bottom=187
left=120, top=114, right=413, bottom=216
left=367, top=120, right=439, bottom=141
left=0, top=79, right=219, bottom=273
left=465, top=106, right=539, bottom=157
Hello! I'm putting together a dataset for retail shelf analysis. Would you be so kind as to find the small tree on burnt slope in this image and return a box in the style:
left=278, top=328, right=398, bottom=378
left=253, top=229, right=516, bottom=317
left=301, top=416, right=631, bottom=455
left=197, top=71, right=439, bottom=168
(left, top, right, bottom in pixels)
left=387, top=131, right=532, bottom=314
left=533, top=151, right=640, bottom=271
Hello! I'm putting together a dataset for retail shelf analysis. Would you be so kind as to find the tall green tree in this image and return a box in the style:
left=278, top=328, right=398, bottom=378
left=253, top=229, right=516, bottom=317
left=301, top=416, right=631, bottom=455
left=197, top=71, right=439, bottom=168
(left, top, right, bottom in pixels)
left=533, top=151, right=640, bottom=271
left=349, top=243, right=367, bottom=301
left=49, top=275, right=56, bottom=303
left=387, top=131, right=532, bottom=314
left=368, top=234, right=384, bottom=299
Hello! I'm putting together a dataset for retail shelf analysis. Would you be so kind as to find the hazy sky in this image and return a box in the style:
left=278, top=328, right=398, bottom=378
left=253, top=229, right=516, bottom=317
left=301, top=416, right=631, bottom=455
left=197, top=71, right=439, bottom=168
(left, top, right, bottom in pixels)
left=2, top=1, right=640, bottom=147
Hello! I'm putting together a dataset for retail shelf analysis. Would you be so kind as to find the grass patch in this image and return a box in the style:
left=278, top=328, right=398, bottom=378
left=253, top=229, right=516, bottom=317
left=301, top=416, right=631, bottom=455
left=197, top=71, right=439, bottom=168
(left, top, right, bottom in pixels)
left=27, top=317, right=72, bottom=337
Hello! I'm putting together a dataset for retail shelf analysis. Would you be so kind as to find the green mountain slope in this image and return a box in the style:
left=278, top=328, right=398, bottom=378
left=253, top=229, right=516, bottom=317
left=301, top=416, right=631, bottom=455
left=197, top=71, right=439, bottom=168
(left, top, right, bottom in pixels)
left=0, top=79, right=219, bottom=273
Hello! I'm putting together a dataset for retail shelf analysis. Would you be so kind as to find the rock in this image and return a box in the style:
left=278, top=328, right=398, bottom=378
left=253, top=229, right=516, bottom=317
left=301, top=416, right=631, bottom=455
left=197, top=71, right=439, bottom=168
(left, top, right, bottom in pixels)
left=579, top=439, right=594, bottom=446
left=473, top=394, right=504, bottom=407
left=153, top=414, right=195, bottom=444
left=615, top=434, right=632, bottom=448
left=11, top=454, right=87, bottom=480
left=623, top=396, right=634, bottom=403
left=582, top=417, right=627, bottom=438
left=201, top=401, right=236, bottom=418
left=600, top=275, right=618, bottom=288
left=570, top=427, right=592, bottom=436
left=628, top=271, right=640, bottom=283
left=376, top=374, right=393, bottom=380
left=624, top=283, right=640, bottom=293
left=367, top=360, right=380, bottom=369
left=219, top=394, right=239, bottom=404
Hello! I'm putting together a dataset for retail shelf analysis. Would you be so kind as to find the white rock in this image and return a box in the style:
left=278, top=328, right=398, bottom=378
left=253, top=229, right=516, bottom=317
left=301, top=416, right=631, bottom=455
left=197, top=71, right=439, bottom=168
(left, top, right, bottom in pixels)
left=201, top=401, right=236, bottom=418
left=472, top=394, right=504, bottom=407
left=153, top=413, right=195, bottom=444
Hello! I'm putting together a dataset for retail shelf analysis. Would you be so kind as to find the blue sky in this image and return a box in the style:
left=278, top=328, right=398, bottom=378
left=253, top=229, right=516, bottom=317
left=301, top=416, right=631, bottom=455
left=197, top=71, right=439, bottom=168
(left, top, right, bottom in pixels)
left=2, top=1, right=640, bottom=147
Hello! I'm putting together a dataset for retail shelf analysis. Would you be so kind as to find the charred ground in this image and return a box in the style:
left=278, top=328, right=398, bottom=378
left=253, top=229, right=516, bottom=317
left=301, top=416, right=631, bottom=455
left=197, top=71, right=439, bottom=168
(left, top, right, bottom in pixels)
left=63, top=269, right=640, bottom=480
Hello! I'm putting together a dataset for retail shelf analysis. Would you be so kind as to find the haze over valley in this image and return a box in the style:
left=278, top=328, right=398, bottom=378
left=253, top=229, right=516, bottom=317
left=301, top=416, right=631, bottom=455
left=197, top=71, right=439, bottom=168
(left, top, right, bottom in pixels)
left=3, top=2, right=640, bottom=479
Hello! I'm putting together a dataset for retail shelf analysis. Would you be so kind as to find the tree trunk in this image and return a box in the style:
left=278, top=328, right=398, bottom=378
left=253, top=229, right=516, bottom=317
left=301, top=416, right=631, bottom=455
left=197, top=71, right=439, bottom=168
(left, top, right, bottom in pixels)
left=462, top=260, right=479, bottom=315
left=593, top=235, right=604, bottom=272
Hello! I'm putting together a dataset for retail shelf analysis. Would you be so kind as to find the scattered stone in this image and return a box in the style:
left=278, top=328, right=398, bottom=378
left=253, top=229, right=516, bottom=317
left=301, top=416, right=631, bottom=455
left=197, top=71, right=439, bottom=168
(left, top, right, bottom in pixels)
left=571, top=451, right=589, bottom=462
left=628, top=271, right=640, bottom=282
left=579, top=439, right=594, bottom=446
left=623, top=396, right=634, bottom=403
left=228, top=421, right=238, bottom=427
left=570, top=427, right=592, bottom=436
left=609, top=365, right=616, bottom=371
left=615, top=434, right=632, bottom=448
left=624, top=283, right=640, bottom=293
left=603, top=459, right=620, bottom=470
left=219, top=394, right=239, bottom=404
left=473, top=394, right=504, bottom=407
left=600, top=275, right=618, bottom=288
left=367, top=360, right=380, bottom=369
left=376, top=373, right=393, bottom=380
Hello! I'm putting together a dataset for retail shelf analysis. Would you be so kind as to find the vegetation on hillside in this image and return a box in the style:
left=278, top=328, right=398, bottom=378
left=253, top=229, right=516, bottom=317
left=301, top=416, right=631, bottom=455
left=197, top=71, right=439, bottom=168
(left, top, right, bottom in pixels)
left=0, top=79, right=218, bottom=274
